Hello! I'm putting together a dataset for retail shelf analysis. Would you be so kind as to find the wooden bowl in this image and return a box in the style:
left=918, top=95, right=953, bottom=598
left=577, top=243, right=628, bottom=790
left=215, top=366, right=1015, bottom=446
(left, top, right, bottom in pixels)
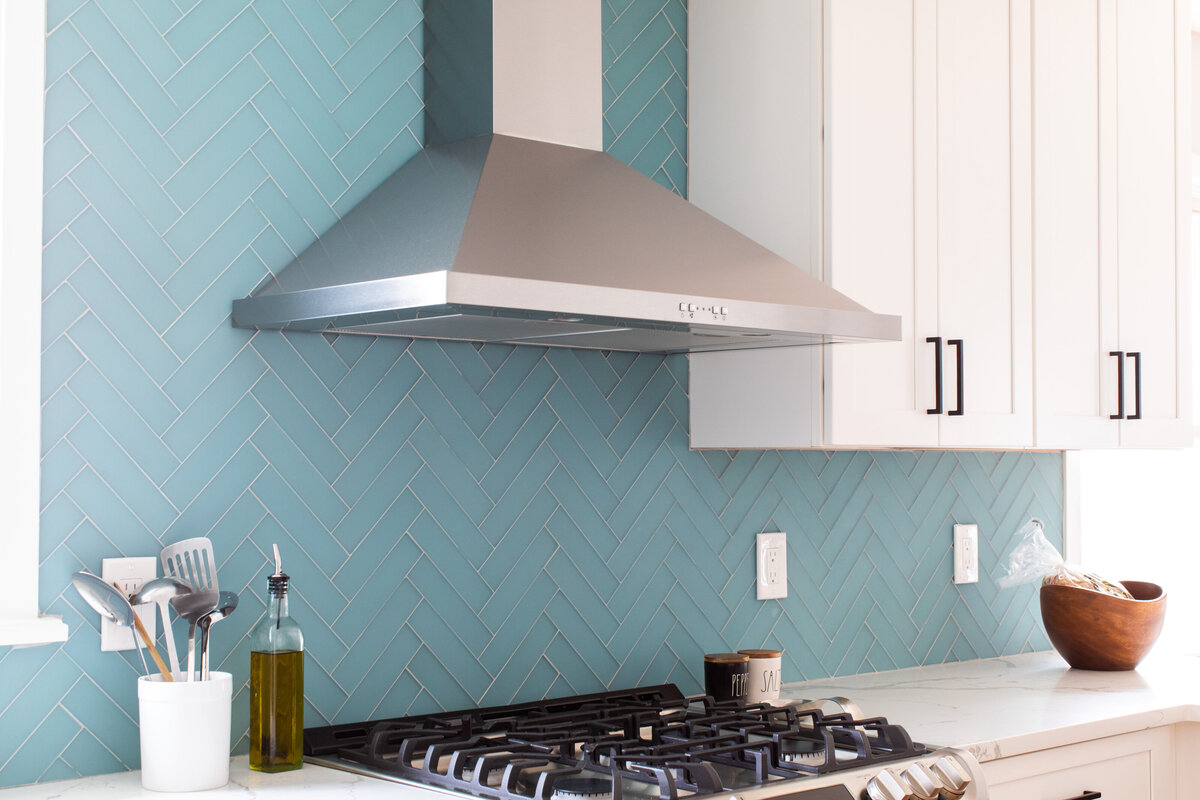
left=1040, top=580, right=1166, bottom=671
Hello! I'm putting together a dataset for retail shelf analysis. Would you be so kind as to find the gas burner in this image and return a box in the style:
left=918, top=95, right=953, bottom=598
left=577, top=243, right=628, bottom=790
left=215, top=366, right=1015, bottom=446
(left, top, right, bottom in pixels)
left=779, top=738, right=826, bottom=765
left=301, top=684, right=988, bottom=800
left=550, top=776, right=613, bottom=800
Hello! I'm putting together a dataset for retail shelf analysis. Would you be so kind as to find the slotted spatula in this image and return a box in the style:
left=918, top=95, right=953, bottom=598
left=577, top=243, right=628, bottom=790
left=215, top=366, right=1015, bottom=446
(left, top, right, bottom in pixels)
left=161, top=537, right=218, bottom=680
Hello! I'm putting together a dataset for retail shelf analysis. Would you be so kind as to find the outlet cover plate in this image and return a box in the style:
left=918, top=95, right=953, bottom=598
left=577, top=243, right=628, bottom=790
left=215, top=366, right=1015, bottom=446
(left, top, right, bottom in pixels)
left=100, top=557, right=157, bottom=651
left=756, top=532, right=787, bottom=600
left=953, top=524, right=979, bottom=585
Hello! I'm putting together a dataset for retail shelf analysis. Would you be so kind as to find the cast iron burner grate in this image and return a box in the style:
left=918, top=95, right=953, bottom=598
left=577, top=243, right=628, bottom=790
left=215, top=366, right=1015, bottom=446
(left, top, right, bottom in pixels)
left=303, top=685, right=927, bottom=800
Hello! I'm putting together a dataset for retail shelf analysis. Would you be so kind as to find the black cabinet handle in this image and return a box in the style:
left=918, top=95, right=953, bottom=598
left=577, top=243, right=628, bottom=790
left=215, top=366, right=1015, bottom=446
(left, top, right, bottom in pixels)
left=948, top=339, right=964, bottom=416
left=1126, top=352, right=1142, bottom=420
left=1065, top=792, right=1101, bottom=800
left=1109, top=351, right=1125, bottom=419
left=926, top=337, right=943, bottom=415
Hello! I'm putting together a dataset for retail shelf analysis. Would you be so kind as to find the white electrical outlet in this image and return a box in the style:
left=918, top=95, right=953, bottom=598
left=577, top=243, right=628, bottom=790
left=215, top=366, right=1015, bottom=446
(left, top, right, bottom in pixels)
left=953, top=524, right=979, bottom=585
left=100, top=556, right=157, bottom=651
left=756, top=532, right=787, bottom=600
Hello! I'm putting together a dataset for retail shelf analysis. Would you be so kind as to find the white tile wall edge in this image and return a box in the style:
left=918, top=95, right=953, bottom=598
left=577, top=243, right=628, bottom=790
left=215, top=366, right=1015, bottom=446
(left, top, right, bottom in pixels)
left=1061, top=451, right=1082, bottom=563
left=0, top=0, right=64, bottom=647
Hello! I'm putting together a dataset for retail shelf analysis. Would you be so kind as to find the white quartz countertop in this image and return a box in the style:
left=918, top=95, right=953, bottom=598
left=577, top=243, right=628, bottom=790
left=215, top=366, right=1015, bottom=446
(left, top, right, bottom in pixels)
left=781, top=649, right=1200, bottom=763
left=0, top=757, right=427, bottom=799
left=7, top=650, right=1200, bottom=798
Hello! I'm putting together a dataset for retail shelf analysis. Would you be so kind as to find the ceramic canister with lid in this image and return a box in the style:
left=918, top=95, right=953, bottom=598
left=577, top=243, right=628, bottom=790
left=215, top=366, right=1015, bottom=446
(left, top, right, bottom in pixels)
left=703, top=652, right=750, bottom=703
left=738, top=648, right=782, bottom=703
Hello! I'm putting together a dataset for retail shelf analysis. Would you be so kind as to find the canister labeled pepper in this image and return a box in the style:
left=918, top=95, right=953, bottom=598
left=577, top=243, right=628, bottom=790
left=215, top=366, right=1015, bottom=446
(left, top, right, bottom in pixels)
left=703, top=653, right=750, bottom=703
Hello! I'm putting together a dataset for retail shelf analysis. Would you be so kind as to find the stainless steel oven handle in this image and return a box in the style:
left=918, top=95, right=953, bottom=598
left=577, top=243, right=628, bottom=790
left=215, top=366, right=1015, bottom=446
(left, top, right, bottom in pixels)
left=785, top=696, right=866, bottom=720
left=825, top=696, right=865, bottom=720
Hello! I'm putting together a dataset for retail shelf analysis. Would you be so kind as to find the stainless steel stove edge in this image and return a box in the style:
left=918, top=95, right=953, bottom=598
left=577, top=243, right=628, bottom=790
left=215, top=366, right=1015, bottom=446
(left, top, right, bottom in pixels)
left=305, top=747, right=988, bottom=800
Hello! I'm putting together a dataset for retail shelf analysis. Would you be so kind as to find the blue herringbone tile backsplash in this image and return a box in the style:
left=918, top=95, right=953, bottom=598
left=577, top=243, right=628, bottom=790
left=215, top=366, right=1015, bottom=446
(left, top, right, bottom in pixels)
left=1, top=0, right=1062, bottom=788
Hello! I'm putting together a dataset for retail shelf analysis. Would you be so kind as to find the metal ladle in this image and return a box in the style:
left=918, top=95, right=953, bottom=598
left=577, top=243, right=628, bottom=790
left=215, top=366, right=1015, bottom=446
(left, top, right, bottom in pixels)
left=197, top=590, right=238, bottom=681
left=71, top=571, right=150, bottom=677
left=131, top=577, right=190, bottom=679
left=170, top=588, right=218, bottom=681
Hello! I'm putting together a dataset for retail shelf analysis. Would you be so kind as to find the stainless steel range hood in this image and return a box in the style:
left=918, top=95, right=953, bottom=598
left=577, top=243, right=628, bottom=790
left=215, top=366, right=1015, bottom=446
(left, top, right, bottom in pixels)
left=232, top=0, right=900, bottom=354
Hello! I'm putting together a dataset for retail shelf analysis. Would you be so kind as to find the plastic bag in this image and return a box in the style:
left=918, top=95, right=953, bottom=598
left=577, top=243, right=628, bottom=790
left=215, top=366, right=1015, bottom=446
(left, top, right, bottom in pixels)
left=996, top=519, right=1132, bottom=598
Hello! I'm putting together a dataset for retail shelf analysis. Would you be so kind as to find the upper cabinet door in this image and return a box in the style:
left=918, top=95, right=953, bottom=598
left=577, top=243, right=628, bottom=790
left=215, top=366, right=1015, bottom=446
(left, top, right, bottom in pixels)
left=1032, top=0, right=1118, bottom=449
left=1110, top=0, right=1191, bottom=447
left=930, top=0, right=1034, bottom=448
left=1035, top=0, right=1190, bottom=448
left=823, top=0, right=939, bottom=448
left=827, top=0, right=1033, bottom=449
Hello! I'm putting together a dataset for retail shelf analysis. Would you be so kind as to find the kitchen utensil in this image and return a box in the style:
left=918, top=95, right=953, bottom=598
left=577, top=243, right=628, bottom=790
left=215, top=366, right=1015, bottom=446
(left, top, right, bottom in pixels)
left=132, top=576, right=190, bottom=679
left=198, top=590, right=238, bottom=681
left=129, top=599, right=173, bottom=682
left=70, top=571, right=151, bottom=678
left=171, top=588, right=218, bottom=681
left=1040, top=580, right=1166, bottom=670
left=161, top=536, right=218, bottom=593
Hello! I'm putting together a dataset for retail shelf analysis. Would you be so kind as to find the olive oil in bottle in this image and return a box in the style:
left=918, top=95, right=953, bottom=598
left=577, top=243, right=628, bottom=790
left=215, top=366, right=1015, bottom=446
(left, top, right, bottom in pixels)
left=249, top=544, right=304, bottom=772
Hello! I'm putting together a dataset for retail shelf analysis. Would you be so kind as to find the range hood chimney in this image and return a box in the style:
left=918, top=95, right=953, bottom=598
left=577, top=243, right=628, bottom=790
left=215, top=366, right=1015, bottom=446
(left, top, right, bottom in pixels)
left=231, top=0, right=900, bottom=353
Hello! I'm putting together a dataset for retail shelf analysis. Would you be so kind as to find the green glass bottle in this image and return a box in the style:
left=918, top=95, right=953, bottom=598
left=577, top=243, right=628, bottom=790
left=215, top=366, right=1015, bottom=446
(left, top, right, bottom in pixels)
left=249, top=544, right=304, bottom=772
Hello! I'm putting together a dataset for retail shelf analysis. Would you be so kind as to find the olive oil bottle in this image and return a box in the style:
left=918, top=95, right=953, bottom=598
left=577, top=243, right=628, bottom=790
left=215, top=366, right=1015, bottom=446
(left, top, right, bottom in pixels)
left=249, top=544, right=304, bottom=772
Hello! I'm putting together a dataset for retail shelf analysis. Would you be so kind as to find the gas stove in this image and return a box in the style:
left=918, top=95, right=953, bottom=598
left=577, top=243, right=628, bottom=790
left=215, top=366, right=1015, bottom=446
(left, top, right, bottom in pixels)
left=303, top=685, right=987, bottom=800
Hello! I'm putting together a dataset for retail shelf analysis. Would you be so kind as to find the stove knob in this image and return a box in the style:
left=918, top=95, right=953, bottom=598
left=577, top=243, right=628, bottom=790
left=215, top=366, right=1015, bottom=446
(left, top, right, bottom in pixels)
left=900, top=763, right=939, bottom=800
left=930, top=756, right=970, bottom=799
left=865, top=769, right=913, bottom=800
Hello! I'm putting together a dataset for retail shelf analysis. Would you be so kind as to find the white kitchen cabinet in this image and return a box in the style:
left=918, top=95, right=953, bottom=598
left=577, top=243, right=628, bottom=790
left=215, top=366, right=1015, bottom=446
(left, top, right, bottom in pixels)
left=818, top=0, right=935, bottom=448
left=925, top=0, right=1033, bottom=448
left=1033, top=0, right=1191, bottom=449
left=983, top=727, right=1175, bottom=800
left=689, top=0, right=1033, bottom=449
left=689, top=0, right=1188, bottom=451
left=687, top=0, right=825, bottom=448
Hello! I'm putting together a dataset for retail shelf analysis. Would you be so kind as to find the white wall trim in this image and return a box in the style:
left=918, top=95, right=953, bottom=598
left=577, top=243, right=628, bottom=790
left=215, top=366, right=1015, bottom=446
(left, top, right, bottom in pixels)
left=1192, top=154, right=1200, bottom=202
left=0, top=0, right=66, bottom=647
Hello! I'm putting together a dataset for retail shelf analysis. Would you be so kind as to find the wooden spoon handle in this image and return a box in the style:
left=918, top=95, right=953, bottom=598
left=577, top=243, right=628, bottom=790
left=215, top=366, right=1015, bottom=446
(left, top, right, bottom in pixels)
left=133, top=609, right=173, bottom=682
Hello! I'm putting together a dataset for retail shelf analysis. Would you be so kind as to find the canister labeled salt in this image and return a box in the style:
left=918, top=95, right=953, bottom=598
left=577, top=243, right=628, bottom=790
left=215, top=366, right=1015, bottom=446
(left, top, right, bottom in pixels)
left=738, top=648, right=782, bottom=703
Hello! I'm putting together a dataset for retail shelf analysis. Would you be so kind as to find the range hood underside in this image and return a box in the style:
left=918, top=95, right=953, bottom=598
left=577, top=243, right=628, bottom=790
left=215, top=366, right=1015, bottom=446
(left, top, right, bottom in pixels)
left=233, top=270, right=899, bottom=354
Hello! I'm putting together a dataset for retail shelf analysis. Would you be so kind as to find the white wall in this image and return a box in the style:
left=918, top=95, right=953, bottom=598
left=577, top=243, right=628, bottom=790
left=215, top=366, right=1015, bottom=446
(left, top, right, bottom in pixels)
left=1192, top=32, right=1200, bottom=153
left=1075, top=214, right=1200, bottom=654
left=1078, top=448, right=1200, bottom=653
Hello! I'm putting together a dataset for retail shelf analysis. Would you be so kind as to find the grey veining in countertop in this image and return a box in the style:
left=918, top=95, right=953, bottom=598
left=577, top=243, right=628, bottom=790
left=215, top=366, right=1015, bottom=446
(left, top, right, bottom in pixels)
left=782, top=649, right=1200, bottom=762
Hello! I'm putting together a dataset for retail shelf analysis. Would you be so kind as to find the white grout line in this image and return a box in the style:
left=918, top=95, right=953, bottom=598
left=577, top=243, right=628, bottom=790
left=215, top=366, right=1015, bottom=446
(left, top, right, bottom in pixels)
left=92, top=2, right=184, bottom=109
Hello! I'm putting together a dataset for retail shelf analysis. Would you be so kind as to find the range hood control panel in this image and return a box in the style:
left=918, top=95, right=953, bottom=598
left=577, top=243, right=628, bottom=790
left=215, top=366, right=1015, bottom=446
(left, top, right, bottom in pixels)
left=678, top=301, right=729, bottom=317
